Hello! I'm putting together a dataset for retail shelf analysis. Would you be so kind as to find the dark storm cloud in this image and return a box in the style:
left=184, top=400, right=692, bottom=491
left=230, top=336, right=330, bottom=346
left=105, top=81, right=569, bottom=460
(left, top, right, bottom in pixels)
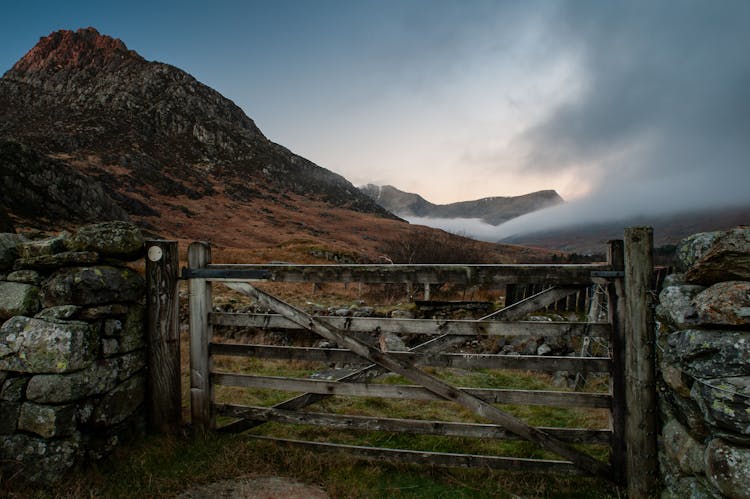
left=512, top=0, right=750, bottom=226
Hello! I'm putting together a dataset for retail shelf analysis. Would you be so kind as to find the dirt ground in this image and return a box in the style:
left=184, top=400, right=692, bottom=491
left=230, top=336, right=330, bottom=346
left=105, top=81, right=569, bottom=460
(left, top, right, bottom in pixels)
left=177, top=476, right=329, bottom=499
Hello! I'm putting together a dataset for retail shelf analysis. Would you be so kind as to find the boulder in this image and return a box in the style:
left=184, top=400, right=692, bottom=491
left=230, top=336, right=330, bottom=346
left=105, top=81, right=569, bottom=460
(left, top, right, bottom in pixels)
left=0, top=433, right=80, bottom=485
left=34, top=305, right=80, bottom=321
left=17, top=233, right=68, bottom=259
left=661, top=476, right=720, bottom=499
left=17, top=402, right=77, bottom=438
left=663, top=273, right=687, bottom=288
left=657, top=284, right=705, bottom=329
left=662, top=418, right=706, bottom=475
left=67, top=221, right=144, bottom=260
left=676, top=231, right=723, bottom=273
left=42, top=265, right=144, bottom=307
left=102, top=304, right=145, bottom=354
left=116, top=352, right=146, bottom=381
left=92, top=374, right=145, bottom=426
left=0, top=316, right=97, bottom=373
left=15, top=250, right=98, bottom=270
left=0, top=281, right=40, bottom=319
left=666, top=329, right=750, bottom=378
left=26, top=358, right=120, bottom=403
left=378, top=332, right=406, bottom=351
left=1, top=376, right=28, bottom=401
left=686, top=227, right=750, bottom=285
left=692, top=376, right=750, bottom=438
left=77, top=303, right=129, bottom=319
left=692, top=281, right=750, bottom=326
left=0, top=233, right=26, bottom=271
left=705, top=438, right=750, bottom=499
left=6, top=269, right=41, bottom=285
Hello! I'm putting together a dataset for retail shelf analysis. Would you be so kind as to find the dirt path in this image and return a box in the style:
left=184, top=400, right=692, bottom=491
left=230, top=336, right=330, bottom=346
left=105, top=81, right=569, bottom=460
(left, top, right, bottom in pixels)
left=178, top=476, right=329, bottom=499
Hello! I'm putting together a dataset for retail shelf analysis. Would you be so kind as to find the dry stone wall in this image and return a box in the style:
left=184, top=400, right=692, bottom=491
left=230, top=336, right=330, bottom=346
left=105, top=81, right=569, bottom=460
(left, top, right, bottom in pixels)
left=0, top=221, right=146, bottom=484
left=657, top=227, right=750, bottom=499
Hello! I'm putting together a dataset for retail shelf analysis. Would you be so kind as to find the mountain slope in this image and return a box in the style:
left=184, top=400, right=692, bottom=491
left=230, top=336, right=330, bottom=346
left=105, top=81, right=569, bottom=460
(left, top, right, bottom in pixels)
left=360, top=184, right=563, bottom=225
left=0, top=28, right=560, bottom=263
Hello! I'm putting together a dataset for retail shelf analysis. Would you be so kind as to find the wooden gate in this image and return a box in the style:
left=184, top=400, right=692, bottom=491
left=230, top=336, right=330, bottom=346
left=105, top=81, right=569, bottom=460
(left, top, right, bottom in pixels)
left=174, top=227, right=657, bottom=495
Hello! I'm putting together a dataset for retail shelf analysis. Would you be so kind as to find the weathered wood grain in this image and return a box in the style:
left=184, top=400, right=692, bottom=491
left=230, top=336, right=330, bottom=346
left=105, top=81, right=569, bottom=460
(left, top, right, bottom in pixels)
left=623, top=227, right=657, bottom=498
left=189, top=242, right=214, bottom=431
left=217, top=404, right=612, bottom=444
left=480, top=286, right=586, bottom=320
left=210, top=343, right=611, bottom=372
left=194, top=263, right=607, bottom=285
left=210, top=313, right=612, bottom=338
left=145, top=240, right=181, bottom=433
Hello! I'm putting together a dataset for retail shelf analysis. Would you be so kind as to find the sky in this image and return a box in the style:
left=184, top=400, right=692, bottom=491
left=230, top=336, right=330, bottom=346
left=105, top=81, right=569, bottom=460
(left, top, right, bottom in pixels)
left=2, top=1, right=749, bottom=237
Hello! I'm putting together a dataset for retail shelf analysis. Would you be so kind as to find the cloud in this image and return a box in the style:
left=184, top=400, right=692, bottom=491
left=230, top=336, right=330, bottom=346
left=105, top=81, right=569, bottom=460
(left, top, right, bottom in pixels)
left=513, top=1, right=750, bottom=213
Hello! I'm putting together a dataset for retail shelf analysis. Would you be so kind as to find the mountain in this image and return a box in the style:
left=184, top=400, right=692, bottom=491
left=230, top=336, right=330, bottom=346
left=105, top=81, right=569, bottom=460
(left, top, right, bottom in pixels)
left=360, top=184, right=563, bottom=225
left=0, top=28, right=559, bottom=263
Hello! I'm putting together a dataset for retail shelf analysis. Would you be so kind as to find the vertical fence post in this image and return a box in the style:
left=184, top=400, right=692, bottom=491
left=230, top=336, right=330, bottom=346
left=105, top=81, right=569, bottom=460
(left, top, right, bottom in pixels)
left=188, top=242, right=213, bottom=432
left=606, top=240, right=627, bottom=485
left=145, top=240, right=181, bottom=433
left=624, top=227, right=657, bottom=497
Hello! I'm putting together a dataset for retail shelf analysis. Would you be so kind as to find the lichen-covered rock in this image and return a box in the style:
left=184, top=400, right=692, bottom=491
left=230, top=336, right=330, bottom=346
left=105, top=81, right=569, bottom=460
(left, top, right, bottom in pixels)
left=663, top=418, right=706, bottom=475
left=17, top=401, right=77, bottom=438
left=17, top=233, right=68, bottom=259
left=42, top=265, right=144, bottom=307
left=661, top=476, right=720, bottom=499
left=0, top=281, right=40, bottom=319
left=67, top=221, right=144, bottom=260
left=92, top=374, right=145, bottom=426
left=686, top=228, right=750, bottom=285
left=26, top=358, right=120, bottom=403
left=116, top=352, right=146, bottom=381
left=78, top=303, right=128, bottom=319
left=692, top=281, right=750, bottom=326
left=14, top=250, right=98, bottom=270
left=663, top=273, right=687, bottom=288
left=705, top=439, right=750, bottom=499
left=0, top=433, right=80, bottom=485
left=0, top=316, right=97, bottom=373
left=662, top=363, right=693, bottom=398
left=657, top=284, right=706, bottom=329
left=676, top=231, right=723, bottom=273
left=34, top=304, right=80, bottom=320
left=662, top=389, right=711, bottom=439
left=102, top=304, right=145, bottom=354
left=666, top=329, right=750, bottom=378
left=1, top=376, right=28, bottom=401
left=692, top=376, right=750, bottom=438
left=0, top=233, right=26, bottom=271
left=6, top=269, right=41, bottom=285
left=378, top=332, right=406, bottom=351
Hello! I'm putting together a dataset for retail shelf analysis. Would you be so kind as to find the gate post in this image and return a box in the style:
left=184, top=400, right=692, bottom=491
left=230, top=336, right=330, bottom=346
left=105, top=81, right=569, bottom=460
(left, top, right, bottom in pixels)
left=606, top=240, right=626, bottom=485
left=145, top=240, right=181, bottom=433
left=188, top=242, right=214, bottom=432
left=623, top=227, right=658, bottom=497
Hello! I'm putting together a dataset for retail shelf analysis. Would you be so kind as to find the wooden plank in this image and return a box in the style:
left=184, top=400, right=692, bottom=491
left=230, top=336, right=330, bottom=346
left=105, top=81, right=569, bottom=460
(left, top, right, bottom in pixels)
left=217, top=404, right=612, bottom=444
left=195, top=263, right=607, bottom=285
left=211, top=343, right=612, bottom=373
left=189, top=242, right=214, bottom=431
left=624, top=227, right=658, bottom=497
left=210, top=313, right=612, bottom=338
left=606, top=240, right=627, bottom=486
left=248, top=435, right=584, bottom=474
left=145, top=240, right=181, bottom=433
left=218, top=333, right=465, bottom=434
left=212, top=372, right=611, bottom=408
left=479, top=286, right=585, bottom=320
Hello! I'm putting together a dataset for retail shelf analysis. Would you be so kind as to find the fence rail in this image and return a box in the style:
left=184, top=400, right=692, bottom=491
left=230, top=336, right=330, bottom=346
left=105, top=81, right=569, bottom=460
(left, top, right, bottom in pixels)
left=155, top=227, right=657, bottom=496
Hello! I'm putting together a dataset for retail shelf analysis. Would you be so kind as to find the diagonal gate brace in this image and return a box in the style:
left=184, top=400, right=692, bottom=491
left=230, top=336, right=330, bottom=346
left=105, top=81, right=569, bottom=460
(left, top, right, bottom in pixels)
left=223, top=282, right=612, bottom=479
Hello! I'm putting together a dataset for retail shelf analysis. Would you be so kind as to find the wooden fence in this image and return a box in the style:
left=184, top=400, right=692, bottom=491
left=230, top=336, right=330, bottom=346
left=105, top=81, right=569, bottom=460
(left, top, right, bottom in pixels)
left=146, top=227, right=657, bottom=498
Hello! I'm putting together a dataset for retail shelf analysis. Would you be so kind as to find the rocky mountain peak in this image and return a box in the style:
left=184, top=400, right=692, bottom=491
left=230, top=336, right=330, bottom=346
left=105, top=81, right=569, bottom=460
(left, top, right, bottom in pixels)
left=8, top=27, right=143, bottom=75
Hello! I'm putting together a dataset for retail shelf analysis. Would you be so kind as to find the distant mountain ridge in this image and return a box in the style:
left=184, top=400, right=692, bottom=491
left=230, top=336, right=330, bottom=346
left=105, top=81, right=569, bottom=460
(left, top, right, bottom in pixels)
left=0, top=28, right=561, bottom=263
left=360, top=184, right=563, bottom=225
